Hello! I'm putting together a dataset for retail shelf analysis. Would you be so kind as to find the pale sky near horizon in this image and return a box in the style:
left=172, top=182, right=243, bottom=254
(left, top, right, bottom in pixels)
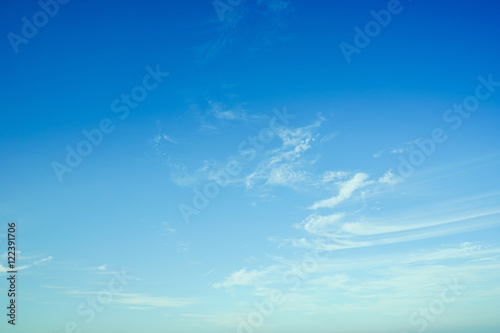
left=1, top=0, right=500, bottom=332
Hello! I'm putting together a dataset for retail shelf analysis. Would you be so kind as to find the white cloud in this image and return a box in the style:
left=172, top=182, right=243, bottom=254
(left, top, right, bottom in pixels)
left=177, top=241, right=190, bottom=252
left=215, top=110, right=238, bottom=119
left=169, top=160, right=222, bottom=188
left=67, top=291, right=198, bottom=308
left=307, top=274, right=350, bottom=289
left=202, top=268, right=216, bottom=278
left=391, top=148, right=406, bottom=154
left=0, top=254, right=53, bottom=272
left=170, top=167, right=198, bottom=187
left=290, top=208, right=500, bottom=252
left=208, top=234, right=500, bottom=323
left=294, top=213, right=346, bottom=236
left=40, top=285, right=71, bottom=290
left=245, top=119, right=323, bottom=189
left=113, top=293, right=197, bottom=308
left=213, top=268, right=267, bottom=289
left=1, top=264, right=17, bottom=272
left=310, top=173, right=372, bottom=209
left=378, top=169, right=400, bottom=185
left=320, top=132, right=338, bottom=143
left=0, top=250, right=22, bottom=261
left=209, top=101, right=239, bottom=120
left=162, top=134, right=178, bottom=143
left=207, top=100, right=262, bottom=122
left=390, top=139, right=421, bottom=155
left=322, top=170, right=349, bottom=182
left=162, top=222, right=177, bottom=235
left=266, top=164, right=307, bottom=185
left=153, top=133, right=178, bottom=144
left=87, top=264, right=108, bottom=271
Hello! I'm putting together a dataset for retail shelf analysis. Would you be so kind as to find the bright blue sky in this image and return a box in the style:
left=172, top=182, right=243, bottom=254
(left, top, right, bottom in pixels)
left=1, top=0, right=500, bottom=332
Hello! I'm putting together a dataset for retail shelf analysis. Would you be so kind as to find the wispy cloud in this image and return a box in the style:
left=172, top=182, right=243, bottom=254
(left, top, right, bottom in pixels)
left=202, top=268, right=216, bottom=278
left=112, top=293, right=198, bottom=308
left=159, top=221, right=190, bottom=252
left=95, top=264, right=108, bottom=271
left=66, top=291, right=198, bottom=308
left=258, top=0, right=290, bottom=13
left=310, top=173, right=372, bottom=209
left=162, top=221, right=177, bottom=235
left=153, top=133, right=178, bottom=144
left=378, top=169, right=400, bottom=185
left=319, top=131, right=338, bottom=143
left=212, top=241, right=500, bottom=321
left=209, top=101, right=240, bottom=120
left=293, top=213, right=345, bottom=236
left=176, top=241, right=190, bottom=252
left=214, top=268, right=268, bottom=289
left=321, top=170, right=349, bottom=183
left=245, top=118, right=323, bottom=188
left=0, top=254, right=53, bottom=272
left=196, top=0, right=293, bottom=62
left=389, top=139, right=422, bottom=155
left=292, top=207, right=500, bottom=252
left=40, top=285, right=72, bottom=290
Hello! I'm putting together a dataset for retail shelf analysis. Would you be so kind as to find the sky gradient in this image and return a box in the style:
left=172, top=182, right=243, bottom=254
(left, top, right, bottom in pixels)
left=1, top=0, right=500, bottom=332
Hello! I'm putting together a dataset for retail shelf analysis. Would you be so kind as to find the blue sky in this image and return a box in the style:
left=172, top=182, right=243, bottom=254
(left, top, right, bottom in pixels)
left=1, top=0, right=500, bottom=332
